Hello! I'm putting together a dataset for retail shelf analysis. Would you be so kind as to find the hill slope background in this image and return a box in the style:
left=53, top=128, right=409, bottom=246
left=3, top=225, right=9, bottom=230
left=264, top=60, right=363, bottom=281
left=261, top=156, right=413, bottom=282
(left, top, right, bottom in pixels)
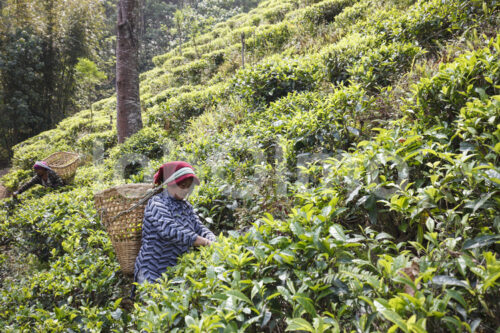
left=1, top=0, right=499, bottom=331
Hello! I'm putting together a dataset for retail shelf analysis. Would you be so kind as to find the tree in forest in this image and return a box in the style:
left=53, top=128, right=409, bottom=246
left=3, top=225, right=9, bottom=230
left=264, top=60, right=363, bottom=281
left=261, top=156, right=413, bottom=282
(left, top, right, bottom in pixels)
left=74, top=58, right=107, bottom=110
left=0, top=29, right=45, bottom=156
left=116, top=0, right=143, bottom=144
left=173, top=9, right=185, bottom=56
left=139, top=0, right=177, bottom=71
left=0, top=0, right=105, bottom=162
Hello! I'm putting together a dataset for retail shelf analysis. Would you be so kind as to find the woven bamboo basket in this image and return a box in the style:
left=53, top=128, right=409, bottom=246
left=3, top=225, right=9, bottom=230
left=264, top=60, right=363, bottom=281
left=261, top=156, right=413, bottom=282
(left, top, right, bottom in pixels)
left=43, top=151, right=81, bottom=182
left=94, top=183, right=153, bottom=275
left=0, top=184, right=10, bottom=199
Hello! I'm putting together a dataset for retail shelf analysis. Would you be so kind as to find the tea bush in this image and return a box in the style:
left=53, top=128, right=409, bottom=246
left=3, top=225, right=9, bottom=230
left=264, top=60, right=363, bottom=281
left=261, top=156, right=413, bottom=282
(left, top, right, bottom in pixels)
left=320, top=32, right=379, bottom=84
left=132, top=202, right=500, bottom=332
left=72, top=163, right=114, bottom=188
left=229, top=26, right=257, bottom=45
left=2, top=188, right=97, bottom=260
left=109, top=126, right=170, bottom=161
left=331, top=0, right=371, bottom=31
left=0, top=189, right=127, bottom=331
left=231, top=55, right=324, bottom=106
left=202, top=49, right=226, bottom=69
left=11, top=128, right=73, bottom=170
left=348, top=42, right=424, bottom=92
left=146, top=83, right=226, bottom=134
left=245, top=22, right=293, bottom=57
left=162, top=55, right=186, bottom=68
left=371, top=0, right=499, bottom=49
left=181, top=48, right=198, bottom=61
left=0, top=168, right=32, bottom=192
left=455, top=95, right=500, bottom=162
left=76, top=129, right=117, bottom=159
left=146, top=85, right=194, bottom=107
left=407, top=37, right=500, bottom=122
left=172, top=59, right=210, bottom=86
left=242, top=85, right=374, bottom=175
left=191, top=179, right=238, bottom=233
left=262, top=2, right=294, bottom=24
left=301, top=0, right=356, bottom=26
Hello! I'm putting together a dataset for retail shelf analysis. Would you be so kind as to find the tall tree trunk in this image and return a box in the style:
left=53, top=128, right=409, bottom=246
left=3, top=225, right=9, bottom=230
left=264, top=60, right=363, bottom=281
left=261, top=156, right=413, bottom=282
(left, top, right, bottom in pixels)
left=116, top=0, right=142, bottom=144
left=42, top=0, right=55, bottom=131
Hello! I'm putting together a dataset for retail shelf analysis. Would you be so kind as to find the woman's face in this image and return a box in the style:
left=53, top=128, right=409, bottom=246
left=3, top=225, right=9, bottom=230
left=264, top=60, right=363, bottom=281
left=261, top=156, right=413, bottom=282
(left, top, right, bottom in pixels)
left=168, top=177, right=194, bottom=200
left=35, top=168, right=47, bottom=177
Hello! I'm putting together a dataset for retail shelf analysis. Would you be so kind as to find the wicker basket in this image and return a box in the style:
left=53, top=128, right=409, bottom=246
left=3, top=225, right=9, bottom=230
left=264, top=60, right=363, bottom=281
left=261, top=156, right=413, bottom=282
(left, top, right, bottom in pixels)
left=0, top=184, right=10, bottom=200
left=94, top=183, right=153, bottom=275
left=43, top=151, right=81, bottom=182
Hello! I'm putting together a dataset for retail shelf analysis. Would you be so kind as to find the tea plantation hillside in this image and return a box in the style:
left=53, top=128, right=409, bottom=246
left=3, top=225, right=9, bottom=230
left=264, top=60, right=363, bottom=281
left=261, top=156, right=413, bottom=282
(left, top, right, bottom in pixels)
left=1, top=0, right=499, bottom=331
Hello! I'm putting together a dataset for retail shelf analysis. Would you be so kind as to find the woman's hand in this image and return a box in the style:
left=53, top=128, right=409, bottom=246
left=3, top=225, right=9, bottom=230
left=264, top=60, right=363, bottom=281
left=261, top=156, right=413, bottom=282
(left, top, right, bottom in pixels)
left=194, top=236, right=212, bottom=247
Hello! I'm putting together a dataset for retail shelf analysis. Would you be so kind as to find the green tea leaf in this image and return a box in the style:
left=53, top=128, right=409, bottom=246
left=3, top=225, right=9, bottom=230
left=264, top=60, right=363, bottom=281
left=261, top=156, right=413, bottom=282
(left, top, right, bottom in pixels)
left=329, top=224, right=346, bottom=241
left=293, top=294, right=317, bottom=317
left=226, top=289, right=253, bottom=305
left=432, top=275, right=469, bottom=289
left=462, top=235, right=500, bottom=250
left=374, top=300, right=409, bottom=333
left=286, top=318, right=314, bottom=332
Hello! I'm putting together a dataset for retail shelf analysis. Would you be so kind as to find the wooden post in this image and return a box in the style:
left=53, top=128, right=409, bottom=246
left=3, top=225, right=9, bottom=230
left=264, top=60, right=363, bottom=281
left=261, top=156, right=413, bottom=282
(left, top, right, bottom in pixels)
left=90, top=104, right=94, bottom=129
left=241, top=33, right=245, bottom=68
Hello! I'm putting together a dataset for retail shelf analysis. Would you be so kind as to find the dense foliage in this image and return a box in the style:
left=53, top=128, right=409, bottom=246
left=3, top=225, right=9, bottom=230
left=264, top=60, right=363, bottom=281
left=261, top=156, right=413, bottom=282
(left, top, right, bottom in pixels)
left=1, top=0, right=499, bottom=331
left=0, top=0, right=105, bottom=163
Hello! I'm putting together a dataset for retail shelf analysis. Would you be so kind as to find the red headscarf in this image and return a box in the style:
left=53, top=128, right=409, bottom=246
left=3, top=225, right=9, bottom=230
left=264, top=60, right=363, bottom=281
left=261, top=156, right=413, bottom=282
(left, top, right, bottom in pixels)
left=153, top=161, right=200, bottom=186
left=33, top=161, right=52, bottom=171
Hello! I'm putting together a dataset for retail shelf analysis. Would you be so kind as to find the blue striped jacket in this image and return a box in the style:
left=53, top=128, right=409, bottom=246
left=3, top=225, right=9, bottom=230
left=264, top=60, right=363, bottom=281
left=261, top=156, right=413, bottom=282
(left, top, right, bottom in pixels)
left=134, top=191, right=216, bottom=283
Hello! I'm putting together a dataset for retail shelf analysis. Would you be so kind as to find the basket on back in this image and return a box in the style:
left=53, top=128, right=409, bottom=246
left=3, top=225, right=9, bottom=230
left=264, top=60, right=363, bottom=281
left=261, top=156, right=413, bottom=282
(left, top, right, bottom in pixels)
left=94, top=183, right=153, bottom=275
left=43, top=151, right=81, bottom=182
